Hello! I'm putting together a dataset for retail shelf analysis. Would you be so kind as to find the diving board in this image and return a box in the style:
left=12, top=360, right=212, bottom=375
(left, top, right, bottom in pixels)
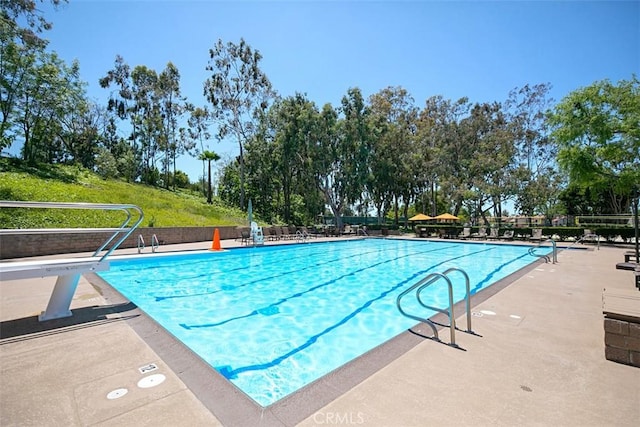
left=0, top=257, right=109, bottom=281
left=0, top=258, right=110, bottom=321
left=0, top=201, right=143, bottom=321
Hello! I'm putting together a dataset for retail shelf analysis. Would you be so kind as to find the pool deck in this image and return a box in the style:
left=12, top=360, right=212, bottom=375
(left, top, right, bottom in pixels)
left=1, top=236, right=639, bottom=426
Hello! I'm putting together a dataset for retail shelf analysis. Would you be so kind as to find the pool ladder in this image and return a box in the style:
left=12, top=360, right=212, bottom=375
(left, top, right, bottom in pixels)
left=138, top=234, right=160, bottom=253
left=396, top=267, right=475, bottom=348
left=527, top=238, right=557, bottom=263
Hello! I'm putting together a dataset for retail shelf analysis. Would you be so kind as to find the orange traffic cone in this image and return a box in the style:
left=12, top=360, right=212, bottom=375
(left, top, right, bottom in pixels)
left=211, top=228, right=222, bottom=251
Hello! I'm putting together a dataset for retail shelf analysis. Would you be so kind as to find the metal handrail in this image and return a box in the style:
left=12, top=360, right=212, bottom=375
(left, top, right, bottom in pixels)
left=151, top=234, right=160, bottom=253
left=397, top=272, right=456, bottom=345
left=528, top=238, right=557, bottom=264
left=565, top=233, right=600, bottom=251
left=397, top=268, right=475, bottom=347
left=137, top=234, right=146, bottom=253
left=0, top=201, right=143, bottom=261
left=440, top=267, right=473, bottom=333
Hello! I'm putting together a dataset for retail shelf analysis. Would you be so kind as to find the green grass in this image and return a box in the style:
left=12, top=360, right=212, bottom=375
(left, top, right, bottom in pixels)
left=0, top=158, right=248, bottom=228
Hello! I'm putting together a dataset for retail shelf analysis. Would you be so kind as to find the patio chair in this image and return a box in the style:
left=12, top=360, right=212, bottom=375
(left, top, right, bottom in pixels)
left=582, top=229, right=598, bottom=244
left=267, top=227, right=278, bottom=241
left=471, top=227, right=487, bottom=240
left=458, top=227, right=471, bottom=239
left=276, top=226, right=288, bottom=240
left=529, top=228, right=543, bottom=242
left=238, top=227, right=251, bottom=245
left=300, top=226, right=317, bottom=238
left=272, top=226, right=283, bottom=240
left=498, top=230, right=514, bottom=241
left=487, top=228, right=500, bottom=240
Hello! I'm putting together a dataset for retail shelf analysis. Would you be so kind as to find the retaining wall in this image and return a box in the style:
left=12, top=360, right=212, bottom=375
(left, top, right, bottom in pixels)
left=0, top=226, right=240, bottom=259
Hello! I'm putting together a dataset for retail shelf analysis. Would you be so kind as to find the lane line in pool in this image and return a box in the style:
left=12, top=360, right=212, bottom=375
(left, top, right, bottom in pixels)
left=140, top=244, right=350, bottom=289
left=178, top=244, right=459, bottom=329
left=216, top=246, right=497, bottom=379
left=154, top=245, right=390, bottom=302
left=178, top=244, right=463, bottom=330
left=470, top=252, right=532, bottom=294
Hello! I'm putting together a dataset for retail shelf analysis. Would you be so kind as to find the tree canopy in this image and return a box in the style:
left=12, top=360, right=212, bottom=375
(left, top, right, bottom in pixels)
left=548, top=76, right=640, bottom=214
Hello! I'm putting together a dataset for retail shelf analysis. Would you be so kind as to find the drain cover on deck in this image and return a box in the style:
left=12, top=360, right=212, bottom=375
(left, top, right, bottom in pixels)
left=107, top=388, right=128, bottom=400
left=137, top=373, right=166, bottom=389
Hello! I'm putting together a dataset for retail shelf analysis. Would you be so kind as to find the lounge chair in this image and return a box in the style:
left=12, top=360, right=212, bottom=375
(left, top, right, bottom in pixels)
left=300, top=226, right=317, bottom=238
left=267, top=227, right=278, bottom=241
left=458, top=227, right=471, bottom=239
left=582, top=229, right=598, bottom=244
left=471, top=227, right=487, bottom=240
left=272, top=226, right=283, bottom=240
left=498, top=230, right=514, bottom=241
left=530, top=228, right=543, bottom=242
left=487, top=228, right=499, bottom=240
left=277, top=226, right=288, bottom=240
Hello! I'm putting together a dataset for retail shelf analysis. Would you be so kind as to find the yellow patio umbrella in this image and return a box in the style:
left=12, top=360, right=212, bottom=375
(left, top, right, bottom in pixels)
left=409, top=213, right=432, bottom=221
left=434, top=213, right=460, bottom=221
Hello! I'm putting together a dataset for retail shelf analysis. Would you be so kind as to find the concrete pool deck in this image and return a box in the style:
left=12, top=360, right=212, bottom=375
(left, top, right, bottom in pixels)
left=1, top=237, right=639, bottom=426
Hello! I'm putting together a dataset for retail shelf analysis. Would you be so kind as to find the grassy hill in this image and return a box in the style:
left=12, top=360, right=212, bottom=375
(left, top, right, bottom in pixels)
left=0, top=159, right=248, bottom=228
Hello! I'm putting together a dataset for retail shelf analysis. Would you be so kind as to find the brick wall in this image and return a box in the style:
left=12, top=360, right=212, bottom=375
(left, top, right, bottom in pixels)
left=604, top=315, right=640, bottom=368
left=0, top=226, right=240, bottom=259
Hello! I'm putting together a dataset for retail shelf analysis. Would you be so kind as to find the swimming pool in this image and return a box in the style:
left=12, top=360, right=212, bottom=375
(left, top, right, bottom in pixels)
left=98, top=238, right=540, bottom=406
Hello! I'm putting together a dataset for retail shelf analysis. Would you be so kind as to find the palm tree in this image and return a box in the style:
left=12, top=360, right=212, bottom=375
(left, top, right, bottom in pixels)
left=198, top=150, right=220, bottom=204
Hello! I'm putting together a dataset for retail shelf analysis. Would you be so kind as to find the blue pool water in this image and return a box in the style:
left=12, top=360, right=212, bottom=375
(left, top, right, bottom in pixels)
left=98, top=238, right=540, bottom=406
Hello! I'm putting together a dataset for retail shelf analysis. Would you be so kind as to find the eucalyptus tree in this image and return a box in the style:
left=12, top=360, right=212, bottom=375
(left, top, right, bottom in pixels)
left=420, top=96, right=471, bottom=217
left=337, top=88, right=374, bottom=225
left=0, top=0, right=65, bottom=48
left=268, top=93, right=319, bottom=223
left=100, top=58, right=171, bottom=186
left=157, top=62, right=187, bottom=189
left=1, top=1, right=74, bottom=154
left=367, top=86, right=418, bottom=225
left=56, top=100, right=107, bottom=168
left=309, top=102, right=343, bottom=226
left=456, top=102, right=516, bottom=224
left=129, top=65, right=161, bottom=184
left=505, top=83, right=557, bottom=218
left=203, top=38, right=276, bottom=210
left=0, top=16, right=36, bottom=149
left=218, top=157, right=241, bottom=207
left=244, top=132, right=280, bottom=223
left=100, top=55, right=137, bottom=167
left=9, top=50, right=87, bottom=164
left=548, top=76, right=640, bottom=214
left=185, top=105, right=211, bottom=194
left=198, top=150, right=220, bottom=204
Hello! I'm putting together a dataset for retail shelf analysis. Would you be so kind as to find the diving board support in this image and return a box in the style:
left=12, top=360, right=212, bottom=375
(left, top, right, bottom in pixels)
left=40, top=274, right=80, bottom=321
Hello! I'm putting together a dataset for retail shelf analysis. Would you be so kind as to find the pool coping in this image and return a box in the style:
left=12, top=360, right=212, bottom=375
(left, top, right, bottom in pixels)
left=86, top=240, right=551, bottom=427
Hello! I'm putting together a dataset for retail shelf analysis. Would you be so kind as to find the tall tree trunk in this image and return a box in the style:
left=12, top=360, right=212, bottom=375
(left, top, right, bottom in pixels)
left=207, top=159, right=212, bottom=204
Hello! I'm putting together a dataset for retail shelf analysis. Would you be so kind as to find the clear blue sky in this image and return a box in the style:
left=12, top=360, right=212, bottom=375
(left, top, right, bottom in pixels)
left=37, top=0, right=639, bottom=182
